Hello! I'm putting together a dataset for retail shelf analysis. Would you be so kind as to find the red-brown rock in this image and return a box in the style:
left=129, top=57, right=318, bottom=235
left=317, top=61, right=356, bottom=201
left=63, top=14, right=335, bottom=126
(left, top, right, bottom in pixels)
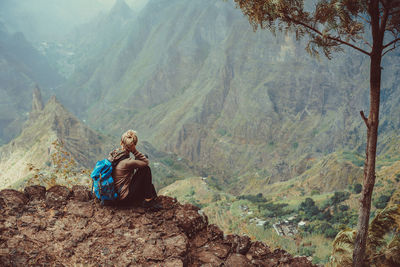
left=0, top=189, right=28, bottom=211
left=71, top=185, right=92, bottom=202
left=225, top=234, right=252, bottom=254
left=0, top=185, right=316, bottom=267
left=226, top=253, right=253, bottom=267
left=247, top=241, right=272, bottom=260
left=46, top=185, right=71, bottom=208
left=24, top=185, right=46, bottom=200
left=66, top=201, right=94, bottom=218
left=174, top=206, right=208, bottom=237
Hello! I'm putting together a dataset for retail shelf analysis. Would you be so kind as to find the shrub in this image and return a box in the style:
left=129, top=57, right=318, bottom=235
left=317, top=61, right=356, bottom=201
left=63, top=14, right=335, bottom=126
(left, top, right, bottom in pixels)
left=299, top=198, right=319, bottom=215
left=339, top=205, right=349, bottom=212
left=238, top=193, right=267, bottom=203
left=259, top=202, right=291, bottom=217
left=330, top=191, right=350, bottom=206
left=374, top=195, right=391, bottom=209
left=216, top=128, right=227, bottom=136
left=324, top=227, right=339, bottom=238
left=317, top=210, right=332, bottom=221
left=299, top=245, right=316, bottom=257
left=263, top=221, right=271, bottom=230
left=353, top=183, right=362, bottom=194
left=331, top=210, right=351, bottom=224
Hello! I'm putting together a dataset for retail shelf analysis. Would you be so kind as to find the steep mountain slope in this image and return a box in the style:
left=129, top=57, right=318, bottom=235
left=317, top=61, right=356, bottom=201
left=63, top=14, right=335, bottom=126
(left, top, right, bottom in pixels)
left=0, top=89, right=110, bottom=189
left=0, top=23, right=63, bottom=144
left=0, top=87, right=197, bottom=190
left=56, top=0, right=399, bottom=194
left=160, top=160, right=400, bottom=265
left=63, top=0, right=137, bottom=79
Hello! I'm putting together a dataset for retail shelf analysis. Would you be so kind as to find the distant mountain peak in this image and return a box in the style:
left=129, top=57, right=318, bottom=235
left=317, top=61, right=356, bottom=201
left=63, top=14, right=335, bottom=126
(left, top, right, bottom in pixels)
left=30, top=85, right=44, bottom=120
left=47, top=95, right=59, bottom=106
left=29, top=91, right=67, bottom=124
left=109, top=0, right=133, bottom=19
left=0, top=96, right=110, bottom=189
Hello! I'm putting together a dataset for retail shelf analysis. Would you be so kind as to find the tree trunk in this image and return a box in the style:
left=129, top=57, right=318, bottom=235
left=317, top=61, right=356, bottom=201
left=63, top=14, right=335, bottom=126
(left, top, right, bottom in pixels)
left=352, top=60, right=380, bottom=266
left=352, top=2, right=383, bottom=263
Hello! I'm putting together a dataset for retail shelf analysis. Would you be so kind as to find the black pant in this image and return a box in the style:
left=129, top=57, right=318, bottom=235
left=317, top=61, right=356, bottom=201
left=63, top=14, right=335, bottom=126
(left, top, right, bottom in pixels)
left=120, top=166, right=157, bottom=206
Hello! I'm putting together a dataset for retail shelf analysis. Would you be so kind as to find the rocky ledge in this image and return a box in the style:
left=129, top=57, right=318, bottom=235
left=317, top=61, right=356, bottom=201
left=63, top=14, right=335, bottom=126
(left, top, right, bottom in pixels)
left=0, top=185, right=315, bottom=266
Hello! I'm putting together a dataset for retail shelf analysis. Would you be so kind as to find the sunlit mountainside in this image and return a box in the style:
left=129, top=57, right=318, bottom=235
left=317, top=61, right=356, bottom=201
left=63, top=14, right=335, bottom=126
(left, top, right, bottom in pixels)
left=0, top=0, right=400, bottom=265
left=0, top=87, right=194, bottom=191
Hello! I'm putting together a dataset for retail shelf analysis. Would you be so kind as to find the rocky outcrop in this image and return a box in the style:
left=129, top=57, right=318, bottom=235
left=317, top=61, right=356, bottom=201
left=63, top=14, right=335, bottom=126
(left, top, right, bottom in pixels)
left=0, top=94, right=113, bottom=189
left=0, top=185, right=315, bottom=266
left=29, top=86, right=44, bottom=120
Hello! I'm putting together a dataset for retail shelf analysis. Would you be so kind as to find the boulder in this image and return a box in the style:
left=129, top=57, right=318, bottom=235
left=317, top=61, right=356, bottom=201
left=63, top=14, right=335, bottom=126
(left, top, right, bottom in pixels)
left=192, top=250, right=224, bottom=266
left=203, top=241, right=230, bottom=258
left=164, top=234, right=188, bottom=257
left=0, top=189, right=28, bottom=212
left=246, top=241, right=272, bottom=260
left=225, top=234, right=252, bottom=254
left=24, top=185, right=46, bottom=201
left=174, top=206, right=208, bottom=237
left=226, top=253, right=253, bottom=267
left=71, top=185, right=92, bottom=202
left=46, top=185, right=71, bottom=208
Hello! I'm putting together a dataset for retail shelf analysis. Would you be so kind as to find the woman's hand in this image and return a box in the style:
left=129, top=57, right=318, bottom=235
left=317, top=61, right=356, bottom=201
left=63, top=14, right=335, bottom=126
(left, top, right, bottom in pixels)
left=130, top=144, right=137, bottom=154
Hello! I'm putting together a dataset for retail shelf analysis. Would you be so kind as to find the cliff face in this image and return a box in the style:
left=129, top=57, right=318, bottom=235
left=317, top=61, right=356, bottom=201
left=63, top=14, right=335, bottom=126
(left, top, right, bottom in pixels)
left=56, top=0, right=400, bottom=192
left=0, top=185, right=315, bottom=266
left=0, top=24, right=63, bottom=144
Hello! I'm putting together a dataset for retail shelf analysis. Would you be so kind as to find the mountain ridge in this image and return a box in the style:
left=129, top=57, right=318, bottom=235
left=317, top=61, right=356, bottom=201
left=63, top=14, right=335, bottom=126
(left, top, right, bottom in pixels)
left=0, top=88, right=111, bottom=189
left=0, top=86, right=198, bottom=190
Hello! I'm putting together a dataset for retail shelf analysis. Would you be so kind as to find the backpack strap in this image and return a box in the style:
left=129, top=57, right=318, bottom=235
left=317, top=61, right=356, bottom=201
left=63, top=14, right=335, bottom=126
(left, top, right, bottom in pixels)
left=111, top=153, right=130, bottom=168
left=108, top=148, right=130, bottom=168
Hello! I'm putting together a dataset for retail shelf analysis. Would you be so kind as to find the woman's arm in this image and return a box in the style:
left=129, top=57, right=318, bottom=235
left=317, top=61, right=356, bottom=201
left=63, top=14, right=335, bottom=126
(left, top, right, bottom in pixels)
left=133, top=150, right=149, bottom=165
left=122, top=149, right=149, bottom=170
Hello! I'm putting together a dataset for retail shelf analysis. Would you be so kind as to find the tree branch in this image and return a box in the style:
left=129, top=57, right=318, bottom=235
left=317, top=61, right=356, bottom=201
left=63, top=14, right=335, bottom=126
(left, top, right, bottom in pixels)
left=388, top=10, right=400, bottom=16
left=327, top=35, right=371, bottom=55
left=360, top=111, right=369, bottom=128
left=383, top=38, right=400, bottom=48
left=288, top=17, right=371, bottom=56
left=357, top=14, right=371, bottom=25
left=379, top=3, right=389, bottom=36
left=361, top=36, right=372, bottom=48
left=382, top=44, right=398, bottom=57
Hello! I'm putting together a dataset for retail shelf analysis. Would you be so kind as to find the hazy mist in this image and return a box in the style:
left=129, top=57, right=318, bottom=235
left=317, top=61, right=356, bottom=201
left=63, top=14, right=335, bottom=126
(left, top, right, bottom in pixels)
left=0, top=0, right=148, bottom=42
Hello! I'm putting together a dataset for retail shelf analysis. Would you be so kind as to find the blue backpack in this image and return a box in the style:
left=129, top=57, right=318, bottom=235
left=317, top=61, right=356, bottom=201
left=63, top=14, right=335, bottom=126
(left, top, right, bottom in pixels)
left=91, top=150, right=129, bottom=204
left=90, top=159, right=117, bottom=204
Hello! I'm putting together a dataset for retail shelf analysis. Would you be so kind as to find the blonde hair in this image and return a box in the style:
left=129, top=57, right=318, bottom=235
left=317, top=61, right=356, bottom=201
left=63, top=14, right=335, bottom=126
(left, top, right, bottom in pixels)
left=120, top=130, right=138, bottom=151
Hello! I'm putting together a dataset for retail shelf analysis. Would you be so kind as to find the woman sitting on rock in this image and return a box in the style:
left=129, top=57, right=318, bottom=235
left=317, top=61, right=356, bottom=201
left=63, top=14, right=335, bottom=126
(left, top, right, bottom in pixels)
left=108, top=129, right=161, bottom=210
